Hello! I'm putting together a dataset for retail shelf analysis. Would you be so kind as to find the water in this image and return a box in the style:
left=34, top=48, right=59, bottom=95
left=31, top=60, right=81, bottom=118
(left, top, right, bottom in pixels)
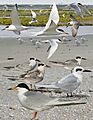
left=0, top=25, right=93, bottom=38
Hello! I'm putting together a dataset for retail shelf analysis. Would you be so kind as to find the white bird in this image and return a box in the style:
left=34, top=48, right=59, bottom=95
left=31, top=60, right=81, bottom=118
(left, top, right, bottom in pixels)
left=29, top=10, right=38, bottom=24
left=37, top=66, right=92, bottom=97
left=32, top=2, right=67, bottom=39
left=1, top=4, right=30, bottom=38
left=8, top=83, right=86, bottom=119
left=49, top=56, right=87, bottom=70
left=66, top=14, right=80, bottom=39
left=42, top=39, right=61, bottom=59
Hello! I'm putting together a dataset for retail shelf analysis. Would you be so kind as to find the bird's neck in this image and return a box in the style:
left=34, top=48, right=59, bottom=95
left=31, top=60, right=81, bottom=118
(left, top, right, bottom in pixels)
left=17, top=89, right=28, bottom=102
left=29, top=60, right=37, bottom=67
left=38, top=66, right=45, bottom=73
left=76, top=59, right=81, bottom=65
left=73, top=72, right=83, bottom=82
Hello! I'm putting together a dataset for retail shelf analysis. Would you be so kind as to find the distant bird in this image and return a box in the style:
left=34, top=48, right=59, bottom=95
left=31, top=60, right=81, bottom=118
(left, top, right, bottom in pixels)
left=29, top=10, right=38, bottom=24
left=49, top=56, right=87, bottom=70
left=37, top=66, right=92, bottom=97
left=42, top=39, right=61, bottom=59
left=66, top=14, right=80, bottom=39
left=67, top=2, right=91, bottom=18
left=8, top=83, right=84, bottom=120
left=20, top=63, right=49, bottom=88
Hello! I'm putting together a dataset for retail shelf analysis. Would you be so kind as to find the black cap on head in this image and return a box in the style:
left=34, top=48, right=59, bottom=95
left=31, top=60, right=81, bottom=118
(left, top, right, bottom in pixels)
left=17, top=83, right=30, bottom=91
left=76, top=68, right=83, bottom=72
left=78, top=3, right=82, bottom=5
left=30, top=57, right=35, bottom=60
left=76, top=56, right=81, bottom=59
left=38, top=63, right=44, bottom=66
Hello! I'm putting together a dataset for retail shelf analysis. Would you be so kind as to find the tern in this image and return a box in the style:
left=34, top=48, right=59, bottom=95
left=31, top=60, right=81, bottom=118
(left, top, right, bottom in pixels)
left=37, top=66, right=92, bottom=97
left=50, top=56, right=87, bottom=70
left=66, top=14, right=80, bottom=39
left=67, top=2, right=91, bottom=18
left=8, top=83, right=86, bottom=119
left=20, top=63, right=50, bottom=88
left=1, top=4, right=30, bottom=42
left=29, top=10, right=38, bottom=24
left=42, top=39, right=61, bottom=59
left=16, top=57, right=41, bottom=72
left=32, top=2, right=67, bottom=40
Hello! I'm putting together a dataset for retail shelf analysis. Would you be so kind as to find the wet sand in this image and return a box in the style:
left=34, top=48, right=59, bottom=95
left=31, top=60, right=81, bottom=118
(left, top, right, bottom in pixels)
left=0, top=35, right=93, bottom=120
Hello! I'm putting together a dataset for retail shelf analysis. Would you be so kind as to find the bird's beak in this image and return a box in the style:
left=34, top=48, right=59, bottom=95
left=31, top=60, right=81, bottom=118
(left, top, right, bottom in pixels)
left=82, top=58, right=87, bottom=60
left=36, top=59, right=41, bottom=62
left=8, top=86, right=18, bottom=91
left=83, top=69, right=92, bottom=72
left=58, top=39, right=62, bottom=43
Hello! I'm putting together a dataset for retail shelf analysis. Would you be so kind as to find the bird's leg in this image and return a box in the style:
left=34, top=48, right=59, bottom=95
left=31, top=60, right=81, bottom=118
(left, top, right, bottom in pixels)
left=70, top=92, right=73, bottom=97
left=67, top=93, right=69, bottom=97
left=31, top=112, right=38, bottom=120
left=34, top=112, right=37, bottom=120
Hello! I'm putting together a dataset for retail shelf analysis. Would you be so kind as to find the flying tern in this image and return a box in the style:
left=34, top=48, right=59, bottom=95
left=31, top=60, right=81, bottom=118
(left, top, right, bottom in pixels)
left=31, top=2, right=67, bottom=40
left=66, top=14, right=80, bottom=39
left=42, top=39, right=61, bottom=59
left=1, top=4, right=30, bottom=43
left=67, top=2, right=91, bottom=18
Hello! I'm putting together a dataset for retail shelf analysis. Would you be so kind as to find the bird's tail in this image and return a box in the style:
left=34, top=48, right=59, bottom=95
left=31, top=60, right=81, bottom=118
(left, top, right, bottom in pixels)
left=36, top=84, right=58, bottom=89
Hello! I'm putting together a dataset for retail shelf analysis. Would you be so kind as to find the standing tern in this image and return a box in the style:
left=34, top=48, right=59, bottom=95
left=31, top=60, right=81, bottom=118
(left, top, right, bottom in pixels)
left=8, top=83, right=86, bottom=119
left=16, top=57, right=41, bottom=72
left=37, top=66, right=92, bottom=97
left=20, top=63, right=50, bottom=88
left=42, top=39, right=61, bottom=59
left=50, top=56, right=87, bottom=70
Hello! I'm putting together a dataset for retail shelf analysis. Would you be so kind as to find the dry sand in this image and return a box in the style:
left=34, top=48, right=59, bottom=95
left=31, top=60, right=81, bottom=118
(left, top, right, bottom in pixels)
left=0, top=35, right=93, bottom=120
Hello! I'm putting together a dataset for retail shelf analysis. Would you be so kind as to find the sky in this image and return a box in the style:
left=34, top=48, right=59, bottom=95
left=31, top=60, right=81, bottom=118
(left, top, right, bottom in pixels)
left=0, top=0, right=93, bottom=5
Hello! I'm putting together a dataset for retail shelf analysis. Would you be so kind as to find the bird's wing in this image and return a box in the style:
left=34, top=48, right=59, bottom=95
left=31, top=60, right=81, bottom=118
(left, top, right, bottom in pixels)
left=24, top=91, right=53, bottom=111
left=47, top=39, right=58, bottom=59
left=24, top=70, right=40, bottom=79
left=70, top=3, right=82, bottom=17
left=57, top=74, right=78, bottom=89
left=71, top=26, right=78, bottom=37
left=39, top=2, right=59, bottom=35
left=10, top=4, right=21, bottom=26
left=36, top=74, right=78, bottom=90
left=31, top=10, right=36, bottom=18
left=78, top=3, right=91, bottom=15
left=64, top=59, right=77, bottom=65
left=13, top=31, right=20, bottom=35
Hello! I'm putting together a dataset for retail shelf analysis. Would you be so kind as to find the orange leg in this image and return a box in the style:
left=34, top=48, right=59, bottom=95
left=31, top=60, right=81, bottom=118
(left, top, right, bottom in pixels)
left=34, top=112, right=37, bottom=120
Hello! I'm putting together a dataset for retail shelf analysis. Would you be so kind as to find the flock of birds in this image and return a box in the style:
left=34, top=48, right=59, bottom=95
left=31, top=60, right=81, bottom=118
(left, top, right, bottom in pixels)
left=1, top=2, right=93, bottom=120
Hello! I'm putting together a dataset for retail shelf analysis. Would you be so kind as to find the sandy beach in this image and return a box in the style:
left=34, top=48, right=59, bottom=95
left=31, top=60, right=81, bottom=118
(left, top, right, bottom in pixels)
left=0, top=34, right=93, bottom=120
